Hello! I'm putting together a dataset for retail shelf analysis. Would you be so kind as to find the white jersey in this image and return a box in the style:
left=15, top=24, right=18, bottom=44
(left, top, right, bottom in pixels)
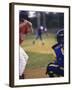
left=19, top=47, right=29, bottom=76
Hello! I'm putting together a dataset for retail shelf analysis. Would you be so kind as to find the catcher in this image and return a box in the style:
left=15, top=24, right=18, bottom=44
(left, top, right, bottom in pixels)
left=46, top=29, right=64, bottom=77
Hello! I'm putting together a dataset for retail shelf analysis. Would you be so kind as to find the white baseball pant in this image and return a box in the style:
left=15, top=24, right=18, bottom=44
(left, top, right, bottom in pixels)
left=19, top=47, right=29, bottom=76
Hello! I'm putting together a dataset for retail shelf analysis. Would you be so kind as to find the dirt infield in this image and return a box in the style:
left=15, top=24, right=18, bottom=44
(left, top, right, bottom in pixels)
left=24, top=67, right=49, bottom=79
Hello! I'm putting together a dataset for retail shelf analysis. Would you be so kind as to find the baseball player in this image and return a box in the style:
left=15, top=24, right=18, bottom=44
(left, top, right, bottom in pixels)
left=46, top=29, right=64, bottom=77
left=33, top=26, right=44, bottom=45
left=19, top=19, right=33, bottom=79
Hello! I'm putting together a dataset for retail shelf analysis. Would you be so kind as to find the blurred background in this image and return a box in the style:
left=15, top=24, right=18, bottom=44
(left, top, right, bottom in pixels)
left=19, top=11, right=64, bottom=33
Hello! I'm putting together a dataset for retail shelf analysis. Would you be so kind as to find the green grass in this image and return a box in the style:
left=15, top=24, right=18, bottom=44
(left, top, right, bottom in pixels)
left=25, top=51, right=55, bottom=69
left=25, top=33, right=56, bottom=40
left=21, top=33, right=56, bottom=70
left=21, top=33, right=57, bottom=54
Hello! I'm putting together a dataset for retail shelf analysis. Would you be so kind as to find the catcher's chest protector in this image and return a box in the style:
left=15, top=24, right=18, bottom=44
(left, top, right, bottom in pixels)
left=52, top=43, right=64, bottom=67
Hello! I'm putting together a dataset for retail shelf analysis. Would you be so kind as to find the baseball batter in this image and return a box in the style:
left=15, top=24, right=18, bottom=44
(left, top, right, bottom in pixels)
left=19, top=19, right=32, bottom=79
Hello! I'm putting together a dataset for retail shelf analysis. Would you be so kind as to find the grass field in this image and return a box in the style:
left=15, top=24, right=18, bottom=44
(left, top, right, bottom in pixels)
left=21, top=33, right=57, bottom=79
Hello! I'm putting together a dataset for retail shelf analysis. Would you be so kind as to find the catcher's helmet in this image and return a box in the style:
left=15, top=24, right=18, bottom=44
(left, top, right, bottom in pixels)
left=56, top=29, right=64, bottom=45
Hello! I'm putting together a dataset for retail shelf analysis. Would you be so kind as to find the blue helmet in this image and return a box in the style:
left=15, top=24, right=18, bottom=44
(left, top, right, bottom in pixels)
left=56, top=29, right=64, bottom=45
